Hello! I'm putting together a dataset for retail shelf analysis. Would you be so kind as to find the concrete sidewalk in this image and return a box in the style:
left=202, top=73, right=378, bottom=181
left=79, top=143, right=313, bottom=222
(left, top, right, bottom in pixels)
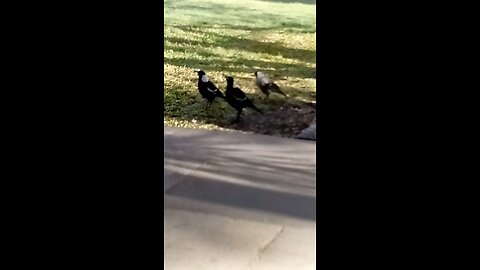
left=164, top=127, right=316, bottom=270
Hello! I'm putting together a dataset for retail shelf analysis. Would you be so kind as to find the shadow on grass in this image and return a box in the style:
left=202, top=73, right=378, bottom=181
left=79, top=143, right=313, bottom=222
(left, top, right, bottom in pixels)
left=165, top=48, right=315, bottom=81
left=257, top=0, right=316, bottom=4
left=165, top=2, right=316, bottom=33
left=164, top=56, right=316, bottom=79
left=165, top=30, right=316, bottom=64
left=167, top=89, right=316, bottom=138
left=164, top=32, right=316, bottom=136
left=164, top=1, right=316, bottom=137
left=180, top=23, right=315, bottom=33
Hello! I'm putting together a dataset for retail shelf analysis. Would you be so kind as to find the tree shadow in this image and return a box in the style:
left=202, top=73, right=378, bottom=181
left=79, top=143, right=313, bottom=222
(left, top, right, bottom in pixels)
left=164, top=128, right=316, bottom=221
left=164, top=1, right=316, bottom=137
left=166, top=88, right=315, bottom=138
left=257, top=0, right=316, bottom=4
left=166, top=26, right=316, bottom=65
left=164, top=56, right=316, bottom=79
left=166, top=173, right=316, bottom=221
left=171, top=23, right=315, bottom=33
left=165, top=2, right=316, bottom=33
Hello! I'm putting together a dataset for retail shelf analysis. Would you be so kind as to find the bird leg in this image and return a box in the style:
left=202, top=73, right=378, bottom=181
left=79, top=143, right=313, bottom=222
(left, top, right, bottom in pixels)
left=230, top=110, right=241, bottom=123
left=235, top=110, right=242, bottom=122
left=204, top=100, right=211, bottom=111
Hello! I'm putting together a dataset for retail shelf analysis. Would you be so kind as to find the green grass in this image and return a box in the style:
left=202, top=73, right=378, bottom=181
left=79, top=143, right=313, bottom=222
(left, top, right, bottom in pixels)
left=164, top=0, right=316, bottom=137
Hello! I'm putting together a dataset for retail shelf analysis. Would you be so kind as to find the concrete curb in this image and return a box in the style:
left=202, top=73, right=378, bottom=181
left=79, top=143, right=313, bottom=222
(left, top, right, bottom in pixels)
left=296, top=119, right=316, bottom=141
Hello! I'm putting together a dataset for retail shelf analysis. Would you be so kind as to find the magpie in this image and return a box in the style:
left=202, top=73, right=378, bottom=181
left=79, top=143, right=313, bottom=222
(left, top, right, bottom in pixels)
left=196, top=70, right=225, bottom=110
left=225, top=76, right=263, bottom=122
left=254, top=71, right=287, bottom=98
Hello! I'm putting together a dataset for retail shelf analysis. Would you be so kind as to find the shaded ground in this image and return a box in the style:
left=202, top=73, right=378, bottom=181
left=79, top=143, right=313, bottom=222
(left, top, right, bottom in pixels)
left=213, top=99, right=315, bottom=137
left=164, top=0, right=316, bottom=138
left=164, top=124, right=316, bottom=269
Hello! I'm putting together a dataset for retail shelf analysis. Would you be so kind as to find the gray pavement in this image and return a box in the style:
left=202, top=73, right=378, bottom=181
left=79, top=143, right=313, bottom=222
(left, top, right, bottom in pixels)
left=164, top=127, right=316, bottom=270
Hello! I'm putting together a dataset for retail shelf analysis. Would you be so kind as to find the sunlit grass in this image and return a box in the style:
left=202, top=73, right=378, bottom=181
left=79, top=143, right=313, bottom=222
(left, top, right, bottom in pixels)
left=164, top=0, right=316, bottom=136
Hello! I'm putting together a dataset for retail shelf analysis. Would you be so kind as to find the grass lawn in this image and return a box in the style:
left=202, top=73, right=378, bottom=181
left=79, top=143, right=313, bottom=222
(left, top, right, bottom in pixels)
left=164, top=0, right=316, bottom=137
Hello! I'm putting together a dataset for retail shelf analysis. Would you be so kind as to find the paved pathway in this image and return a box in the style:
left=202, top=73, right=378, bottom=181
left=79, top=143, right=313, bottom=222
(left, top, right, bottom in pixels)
left=164, top=127, right=316, bottom=270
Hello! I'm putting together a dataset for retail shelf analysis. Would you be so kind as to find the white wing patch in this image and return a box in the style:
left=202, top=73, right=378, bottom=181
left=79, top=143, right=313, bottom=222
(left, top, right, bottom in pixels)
left=207, top=87, right=216, bottom=93
left=201, top=75, right=209, bottom=82
left=234, top=96, right=247, bottom=101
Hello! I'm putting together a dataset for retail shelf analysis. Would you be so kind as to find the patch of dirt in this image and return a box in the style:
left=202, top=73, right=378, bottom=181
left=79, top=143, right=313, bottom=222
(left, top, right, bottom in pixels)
left=223, top=102, right=316, bottom=138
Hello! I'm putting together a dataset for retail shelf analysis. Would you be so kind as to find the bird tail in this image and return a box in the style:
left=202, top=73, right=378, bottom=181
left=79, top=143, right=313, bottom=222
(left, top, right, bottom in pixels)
left=249, top=103, right=263, bottom=115
left=216, top=90, right=226, bottom=99
left=270, top=83, right=287, bottom=98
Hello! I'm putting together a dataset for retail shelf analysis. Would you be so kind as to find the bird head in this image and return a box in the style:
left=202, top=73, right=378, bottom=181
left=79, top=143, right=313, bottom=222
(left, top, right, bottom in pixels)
left=195, top=70, right=206, bottom=77
left=255, top=71, right=266, bottom=78
left=225, top=76, right=234, bottom=85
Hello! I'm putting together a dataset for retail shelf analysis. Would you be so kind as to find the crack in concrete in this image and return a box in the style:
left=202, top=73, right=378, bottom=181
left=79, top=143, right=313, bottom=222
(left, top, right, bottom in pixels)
left=258, top=226, right=284, bottom=258
left=244, top=226, right=285, bottom=269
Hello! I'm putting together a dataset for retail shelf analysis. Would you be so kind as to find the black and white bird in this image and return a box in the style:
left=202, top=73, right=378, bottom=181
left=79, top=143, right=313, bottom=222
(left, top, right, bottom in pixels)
left=254, top=71, right=287, bottom=98
left=225, top=76, right=263, bottom=122
left=196, top=70, right=225, bottom=110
